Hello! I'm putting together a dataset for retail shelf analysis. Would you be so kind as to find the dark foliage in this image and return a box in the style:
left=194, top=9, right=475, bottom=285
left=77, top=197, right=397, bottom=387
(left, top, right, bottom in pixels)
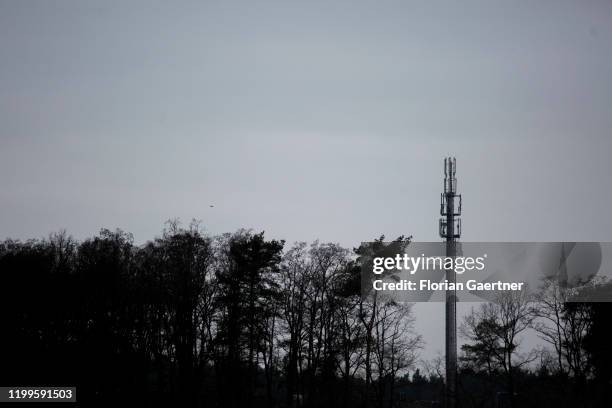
left=1, top=227, right=611, bottom=407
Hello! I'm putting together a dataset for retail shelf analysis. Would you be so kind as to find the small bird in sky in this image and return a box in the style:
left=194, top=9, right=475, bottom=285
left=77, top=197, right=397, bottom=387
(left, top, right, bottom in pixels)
left=209, top=205, right=214, bottom=208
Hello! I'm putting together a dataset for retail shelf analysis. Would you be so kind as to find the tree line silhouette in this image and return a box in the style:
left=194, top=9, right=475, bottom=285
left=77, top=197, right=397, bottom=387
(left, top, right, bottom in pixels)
left=1, top=221, right=611, bottom=407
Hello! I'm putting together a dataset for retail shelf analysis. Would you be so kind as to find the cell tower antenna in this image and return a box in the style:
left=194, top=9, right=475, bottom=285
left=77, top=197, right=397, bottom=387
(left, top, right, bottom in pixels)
left=440, top=157, right=461, bottom=408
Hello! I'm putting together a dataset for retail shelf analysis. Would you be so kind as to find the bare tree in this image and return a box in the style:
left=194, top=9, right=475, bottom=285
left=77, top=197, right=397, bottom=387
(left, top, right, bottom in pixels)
left=372, top=299, right=422, bottom=408
left=279, top=242, right=310, bottom=407
left=354, top=236, right=412, bottom=408
left=335, top=287, right=365, bottom=408
left=461, top=291, right=535, bottom=407
left=531, top=279, right=591, bottom=379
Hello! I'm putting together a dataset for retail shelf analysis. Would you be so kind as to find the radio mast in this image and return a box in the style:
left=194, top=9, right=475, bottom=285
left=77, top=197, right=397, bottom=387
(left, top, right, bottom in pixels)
left=440, top=157, right=461, bottom=408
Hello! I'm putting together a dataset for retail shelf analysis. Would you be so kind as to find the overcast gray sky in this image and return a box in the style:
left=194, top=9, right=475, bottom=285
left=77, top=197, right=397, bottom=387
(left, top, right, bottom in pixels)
left=2, top=0, right=612, bottom=362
